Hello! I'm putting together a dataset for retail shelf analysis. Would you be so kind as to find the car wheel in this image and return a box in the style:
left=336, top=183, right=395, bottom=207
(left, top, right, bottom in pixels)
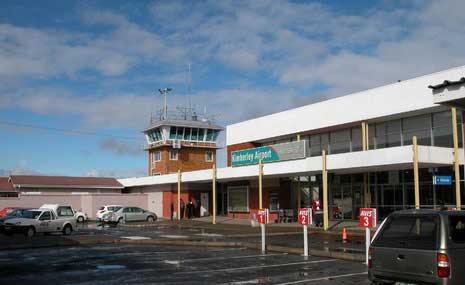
left=25, top=226, right=35, bottom=238
left=77, top=216, right=84, bottom=223
left=62, top=224, right=72, bottom=236
left=118, top=217, right=124, bottom=224
left=146, top=216, right=155, bottom=222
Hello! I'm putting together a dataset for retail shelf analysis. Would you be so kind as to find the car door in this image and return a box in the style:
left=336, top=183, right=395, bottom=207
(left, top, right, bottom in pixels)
left=371, top=214, right=438, bottom=282
left=37, top=211, right=52, bottom=232
left=49, top=210, right=63, bottom=231
left=133, top=207, right=145, bottom=221
left=122, top=207, right=132, bottom=221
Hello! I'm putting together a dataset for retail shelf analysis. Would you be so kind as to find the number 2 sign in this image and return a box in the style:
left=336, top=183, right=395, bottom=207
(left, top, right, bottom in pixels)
left=298, top=208, right=312, bottom=225
left=359, top=208, right=377, bottom=228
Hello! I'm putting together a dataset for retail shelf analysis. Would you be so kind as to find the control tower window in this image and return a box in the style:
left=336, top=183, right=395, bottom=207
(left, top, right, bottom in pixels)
left=198, top=129, right=205, bottom=141
left=206, top=150, right=213, bottom=162
left=184, top=128, right=192, bottom=140
left=169, top=127, right=177, bottom=139
left=176, top=127, right=184, bottom=140
left=170, top=149, right=178, bottom=160
left=206, top=129, right=214, bottom=141
left=191, top=128, right=199, bottom=140
left=154, top=151, right=161, bottom=162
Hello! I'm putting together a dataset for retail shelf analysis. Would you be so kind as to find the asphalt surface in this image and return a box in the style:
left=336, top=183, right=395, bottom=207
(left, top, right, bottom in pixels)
left=0, top=244, right=369, bottom=284
left=79, top=222, right=365, bottom=254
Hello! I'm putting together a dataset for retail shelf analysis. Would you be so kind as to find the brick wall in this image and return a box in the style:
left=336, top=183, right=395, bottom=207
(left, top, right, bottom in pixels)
left=149, top=147, right=216, bottom=175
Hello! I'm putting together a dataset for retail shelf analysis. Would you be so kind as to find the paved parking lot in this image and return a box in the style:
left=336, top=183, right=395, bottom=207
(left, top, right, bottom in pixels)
left=0, top=244, right=369, bottom=284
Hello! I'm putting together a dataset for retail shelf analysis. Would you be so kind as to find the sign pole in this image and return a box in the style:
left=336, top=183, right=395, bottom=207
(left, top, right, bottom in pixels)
left=365, top=227, right=370, bottom=265
left=261, top=223, right=266, bottom=254
left=303, top=225, right=308, bottom=257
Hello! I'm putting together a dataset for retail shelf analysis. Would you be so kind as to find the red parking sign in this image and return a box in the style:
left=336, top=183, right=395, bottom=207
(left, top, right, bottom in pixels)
left=257, top=209, right=269, bottom=224
left=298, top=208, right=312, bottom=225
left=359, top=208, right=377, bottom=228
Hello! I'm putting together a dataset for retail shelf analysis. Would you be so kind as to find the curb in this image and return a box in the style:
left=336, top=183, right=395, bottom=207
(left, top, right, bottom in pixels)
left=115, top=238, right=365, bottom=262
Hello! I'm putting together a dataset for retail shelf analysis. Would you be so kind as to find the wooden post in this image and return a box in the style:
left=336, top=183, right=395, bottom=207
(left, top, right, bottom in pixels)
left=322, top=150, right=329, bottom=231
left=259, top=159, right=263, bottom=209
left=177, top=169, right=181, bottom=220
left=212, top=164, right=217, bottom=224
left=452, top=107, right=462, bottom=210
left=413, top=136, right=420, bottom=210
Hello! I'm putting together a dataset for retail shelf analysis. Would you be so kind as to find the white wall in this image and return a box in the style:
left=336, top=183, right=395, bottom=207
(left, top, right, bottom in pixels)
left=227, top=65, right=465, bottom=145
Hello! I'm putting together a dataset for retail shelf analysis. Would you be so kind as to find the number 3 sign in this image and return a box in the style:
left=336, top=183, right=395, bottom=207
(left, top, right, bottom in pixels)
left=359, top=208, right=377, bottom=228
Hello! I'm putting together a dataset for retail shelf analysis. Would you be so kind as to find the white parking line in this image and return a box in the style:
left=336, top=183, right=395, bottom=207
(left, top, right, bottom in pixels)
left=164, top=253, right=287, bottom=264
left=176, top=259, right=336, bottom=275
left=277, top=272, right=368, bottom=284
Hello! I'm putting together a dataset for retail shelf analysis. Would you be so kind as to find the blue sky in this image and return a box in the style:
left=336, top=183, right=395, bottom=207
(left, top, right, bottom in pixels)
left=1, top=0, right=465, bottom=177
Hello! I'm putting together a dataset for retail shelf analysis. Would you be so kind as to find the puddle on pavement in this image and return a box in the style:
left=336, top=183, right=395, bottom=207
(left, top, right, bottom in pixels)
left=96, top=264, right=126, bottom=270
left=120, top=236, right=151, bottom=240
left=194, top=233, right=223, bottom=237
left=159, top=235, right=189, bottom=239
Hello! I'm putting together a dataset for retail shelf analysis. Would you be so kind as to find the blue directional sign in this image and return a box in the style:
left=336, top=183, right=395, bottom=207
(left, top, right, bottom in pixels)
left=433, top=175, right=452, bottom=185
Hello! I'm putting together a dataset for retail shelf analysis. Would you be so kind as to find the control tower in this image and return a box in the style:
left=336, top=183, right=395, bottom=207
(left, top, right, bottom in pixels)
left=143, top=91, right=224, bottom=175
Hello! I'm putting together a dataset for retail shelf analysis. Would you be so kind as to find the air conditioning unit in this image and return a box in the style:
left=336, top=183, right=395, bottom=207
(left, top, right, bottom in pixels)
left=172, top=140, right=181, bottom=149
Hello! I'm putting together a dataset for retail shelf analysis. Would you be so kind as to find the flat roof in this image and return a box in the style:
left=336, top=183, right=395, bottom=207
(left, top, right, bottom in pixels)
left=10, top=175, right=124, bottom=189
left=226, top=65, right=465, bottom=145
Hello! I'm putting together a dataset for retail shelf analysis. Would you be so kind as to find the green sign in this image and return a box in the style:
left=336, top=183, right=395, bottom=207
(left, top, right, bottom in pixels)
left=231, top=141, right=306, bottom=167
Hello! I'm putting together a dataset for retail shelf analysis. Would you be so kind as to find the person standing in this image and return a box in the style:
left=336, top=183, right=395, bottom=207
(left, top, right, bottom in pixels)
left=170, top=202, right=174, bottom=221
left=187, top=199, right=194, bottom=219
left=180, top=199, right=185, bottom=219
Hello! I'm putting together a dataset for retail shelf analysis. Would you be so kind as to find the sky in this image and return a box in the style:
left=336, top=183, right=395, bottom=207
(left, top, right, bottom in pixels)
left=1, top=0, right=465, bottom=178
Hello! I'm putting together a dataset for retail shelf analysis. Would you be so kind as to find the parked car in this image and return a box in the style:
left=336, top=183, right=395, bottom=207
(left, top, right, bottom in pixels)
left=103, top=206, right=157, bottom=224
left=369, top=209, right=465, bottom=285
left=40, top=204, right=86, bottom=223
left=96, top=205, right=123, bottom=221
left=0, top=208, right=33, bottom=232
left=3, top=208, right=76, bottom=237
left=0, top=207, right=19, bottom=217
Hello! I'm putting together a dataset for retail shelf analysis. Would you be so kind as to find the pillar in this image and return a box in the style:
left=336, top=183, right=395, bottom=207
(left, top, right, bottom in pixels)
left=322, top=150, right=329, bottom=230
left=177, top=169, right=181, bottom=220
left=212, top=164, right=217, bottom=224
left=452, top=107, right=462, bottom=210
left=413, top=136, right=420, bottom=209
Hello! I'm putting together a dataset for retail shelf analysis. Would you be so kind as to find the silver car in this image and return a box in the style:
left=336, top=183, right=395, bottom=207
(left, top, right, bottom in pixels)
left=369, top=209, right=465, bottom=285
left=103, top=207, right=157, bottom=224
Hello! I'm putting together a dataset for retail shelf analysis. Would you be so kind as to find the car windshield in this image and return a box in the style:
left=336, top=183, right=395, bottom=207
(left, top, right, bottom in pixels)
left=449, top=215, right=465, bottom=243
left=22, top=210, right=42, bottom=219
left=109, top=207, right=122, bottom=212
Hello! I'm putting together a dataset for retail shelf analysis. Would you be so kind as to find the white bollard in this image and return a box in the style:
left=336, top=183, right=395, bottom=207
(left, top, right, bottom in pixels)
left=365, top=227, right=371, bottom=265
left=261, top=223, right=266, bottom=254
left=303, top=225, right=308, bottom=256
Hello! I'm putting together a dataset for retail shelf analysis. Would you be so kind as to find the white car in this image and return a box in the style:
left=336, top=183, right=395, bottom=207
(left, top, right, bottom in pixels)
left=96, top=205, right=123, bottom=221
left=3, top=209, right=75, bottom=237
left=40, top=204, right=86, bottom=223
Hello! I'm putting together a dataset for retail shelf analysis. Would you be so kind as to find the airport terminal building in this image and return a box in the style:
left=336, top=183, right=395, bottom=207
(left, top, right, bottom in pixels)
left=120, top=65, right=465, bottom=223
